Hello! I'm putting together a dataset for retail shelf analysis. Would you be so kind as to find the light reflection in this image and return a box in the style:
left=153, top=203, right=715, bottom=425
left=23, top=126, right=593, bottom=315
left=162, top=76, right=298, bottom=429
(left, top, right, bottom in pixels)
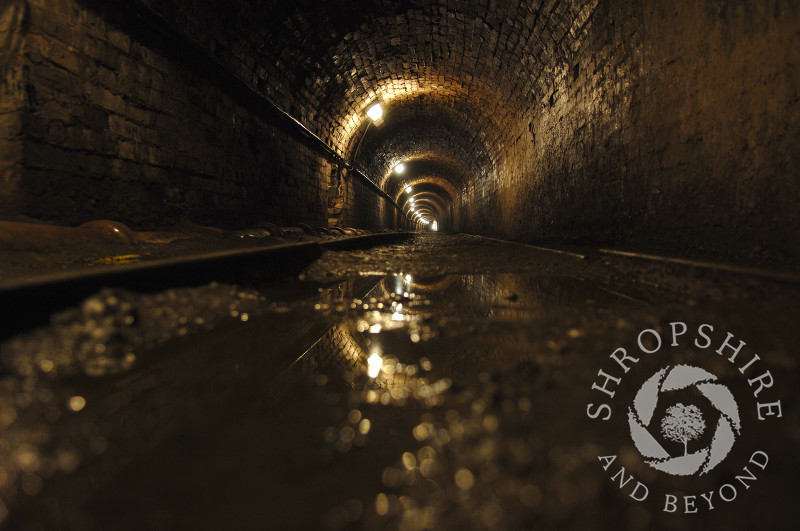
left=68, top=396, right=86, bottom=412
left=367, top=352, right=383, bottom=378
left=299, top=273, right=626, bottom=529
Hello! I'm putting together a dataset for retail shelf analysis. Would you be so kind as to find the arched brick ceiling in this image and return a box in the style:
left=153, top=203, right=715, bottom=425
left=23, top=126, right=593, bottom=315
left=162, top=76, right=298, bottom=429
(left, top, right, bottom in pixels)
left=383, top=157, right=471, bottom=197
left=410, top=192, right=449, bottom=223
left=394, top=178, right=458, bottom=205
left=409, top=190, right=448, bottom=211
left=300, top=0, right=596, bottom=148
left=399, top=183, right=453, bottom=208
left=153, top=0, right=597, bottom=205
left=394, top=177, right=458, bottom=228
left=358, top=98, right=496, bottom=190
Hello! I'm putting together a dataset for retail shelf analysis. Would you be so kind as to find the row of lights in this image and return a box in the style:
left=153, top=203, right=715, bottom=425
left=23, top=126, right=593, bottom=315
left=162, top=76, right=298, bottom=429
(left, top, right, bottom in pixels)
left=396, top=165, right=434, bottom=227
left=365, top=102, right=435, bottom=230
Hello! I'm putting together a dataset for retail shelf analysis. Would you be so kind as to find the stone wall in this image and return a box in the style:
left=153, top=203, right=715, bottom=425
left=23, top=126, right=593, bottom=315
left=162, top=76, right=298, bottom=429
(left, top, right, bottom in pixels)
left=1, top=0, right=797, bottom=260
left=488, top=0, right=800, bottom=261
left=330, top=169, right=386, bottom=231
left=0, top=0, right=27, bottom=216
left=0, top=0, right=340, bottom=229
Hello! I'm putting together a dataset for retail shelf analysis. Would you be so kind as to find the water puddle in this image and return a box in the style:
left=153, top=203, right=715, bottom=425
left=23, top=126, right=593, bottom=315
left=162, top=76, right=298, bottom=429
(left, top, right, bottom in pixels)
left=1, top=272, right=796, bottom=529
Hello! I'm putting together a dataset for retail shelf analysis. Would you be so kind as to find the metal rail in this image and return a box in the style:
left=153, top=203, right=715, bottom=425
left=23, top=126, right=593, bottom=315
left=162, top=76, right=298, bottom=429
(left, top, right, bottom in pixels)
left=467, top=235, right=587, bottom=260
left=468, top=235, right=800, bottom=284
left=0, top=232, right=413, bottom=338
left=599, top=248, right=800, bottom=284
left=81, top=0, right=410, bottom=219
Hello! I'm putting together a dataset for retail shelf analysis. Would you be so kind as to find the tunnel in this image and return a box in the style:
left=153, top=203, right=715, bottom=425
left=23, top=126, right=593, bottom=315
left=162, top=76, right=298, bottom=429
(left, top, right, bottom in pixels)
left=0, top=0, right=799, bottom=529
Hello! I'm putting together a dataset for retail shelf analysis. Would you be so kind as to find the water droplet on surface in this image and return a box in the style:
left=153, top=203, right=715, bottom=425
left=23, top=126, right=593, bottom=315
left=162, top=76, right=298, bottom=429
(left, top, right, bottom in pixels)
left=518, top=397, right=532, bottom=411
left=454, top=468, right=474, bottom=490
left=68, top=396, right=86, bottom=412
left=375, top=493, right=389, bottom=516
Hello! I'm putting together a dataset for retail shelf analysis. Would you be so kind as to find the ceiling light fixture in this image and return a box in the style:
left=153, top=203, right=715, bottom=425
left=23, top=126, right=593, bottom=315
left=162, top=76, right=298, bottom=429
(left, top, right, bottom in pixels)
left=366, top=103, right=383, bottom=122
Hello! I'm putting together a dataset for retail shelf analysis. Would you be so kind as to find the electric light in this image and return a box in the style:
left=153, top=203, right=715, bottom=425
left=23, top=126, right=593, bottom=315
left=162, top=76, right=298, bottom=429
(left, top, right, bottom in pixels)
left=366, top=103, right=383, bottom=122
left=394, top=163, right=405, bottom=174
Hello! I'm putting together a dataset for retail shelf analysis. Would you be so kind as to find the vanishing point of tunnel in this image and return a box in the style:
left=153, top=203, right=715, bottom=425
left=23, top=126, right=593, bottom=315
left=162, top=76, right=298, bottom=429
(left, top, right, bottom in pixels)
left=0, top=1, right=799, bottom=530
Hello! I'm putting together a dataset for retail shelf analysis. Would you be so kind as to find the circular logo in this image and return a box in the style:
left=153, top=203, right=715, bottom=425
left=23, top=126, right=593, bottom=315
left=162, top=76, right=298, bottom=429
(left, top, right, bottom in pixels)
left=627, top=364, right=741, bottom=476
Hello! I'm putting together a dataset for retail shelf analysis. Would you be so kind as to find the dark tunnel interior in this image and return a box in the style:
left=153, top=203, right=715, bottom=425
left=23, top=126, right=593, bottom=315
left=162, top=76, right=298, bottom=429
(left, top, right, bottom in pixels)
left=1, top=0, right=798, bottom=260
left=0, top=0, right=799, bottom=529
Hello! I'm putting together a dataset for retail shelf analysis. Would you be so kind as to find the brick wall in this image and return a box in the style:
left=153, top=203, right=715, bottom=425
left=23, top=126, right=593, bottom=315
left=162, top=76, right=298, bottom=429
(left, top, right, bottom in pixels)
left=333, top=169, right=385, bottom=230
left=487, top=0, right=800, bottom=261
left=2, top=0, right=336, bottom=229
left=303, top=0, right=799, bottom=261
left=1, top=0, right=797, bottom=259
left=0, top=0, right=26, bottom=216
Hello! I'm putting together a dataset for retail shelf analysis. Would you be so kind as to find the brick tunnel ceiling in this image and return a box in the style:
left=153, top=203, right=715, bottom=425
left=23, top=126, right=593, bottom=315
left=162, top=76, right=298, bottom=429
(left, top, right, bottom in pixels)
left=199, top=0, right=597, bottom=217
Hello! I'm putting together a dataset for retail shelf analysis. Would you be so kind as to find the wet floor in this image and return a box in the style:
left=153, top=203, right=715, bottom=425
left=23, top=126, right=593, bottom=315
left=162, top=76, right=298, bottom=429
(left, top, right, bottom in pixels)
left=1, top=234, right=798, bottom=530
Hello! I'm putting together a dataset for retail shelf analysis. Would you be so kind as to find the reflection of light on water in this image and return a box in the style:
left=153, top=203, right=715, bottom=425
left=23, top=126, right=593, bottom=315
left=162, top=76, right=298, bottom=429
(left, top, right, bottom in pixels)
left=68, top=396, right=86, bottom=412
left=367, top=352, right=383, bottom=378
left=391, top=302, right=404, bottom=321
left=393, top=273, right=414, bottom=295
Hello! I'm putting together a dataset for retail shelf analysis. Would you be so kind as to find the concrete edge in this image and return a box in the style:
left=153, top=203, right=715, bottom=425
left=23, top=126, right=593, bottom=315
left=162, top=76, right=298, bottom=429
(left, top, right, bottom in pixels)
left=599, top=248, right=800, bottom=285
left=0, top=232, right=413, bottom=338
left=466, top=234, right=587, bottom=260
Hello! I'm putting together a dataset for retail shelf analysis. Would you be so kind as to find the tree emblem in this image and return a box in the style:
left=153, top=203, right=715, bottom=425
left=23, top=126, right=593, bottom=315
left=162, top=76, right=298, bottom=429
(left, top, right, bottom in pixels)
left=628, top=364, right=741, bottom=476
left=660, top=403, right=706, bottom=456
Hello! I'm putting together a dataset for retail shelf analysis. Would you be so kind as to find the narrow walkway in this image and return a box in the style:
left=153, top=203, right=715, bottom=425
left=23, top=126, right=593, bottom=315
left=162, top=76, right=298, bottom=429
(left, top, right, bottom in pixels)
left=2, top=234, right=798, bottom=530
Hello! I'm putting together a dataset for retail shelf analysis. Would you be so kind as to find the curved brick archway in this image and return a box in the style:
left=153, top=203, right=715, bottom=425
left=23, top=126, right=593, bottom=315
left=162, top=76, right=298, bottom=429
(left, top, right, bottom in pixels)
left=3, top=0, right=799, bottom=261
left=393, top=177, right=459, bottom=232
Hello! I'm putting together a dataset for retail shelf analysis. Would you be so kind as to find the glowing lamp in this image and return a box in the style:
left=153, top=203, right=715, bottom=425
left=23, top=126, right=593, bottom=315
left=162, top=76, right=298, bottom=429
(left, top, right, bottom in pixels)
left=366, top=103, right=383, bottom=122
